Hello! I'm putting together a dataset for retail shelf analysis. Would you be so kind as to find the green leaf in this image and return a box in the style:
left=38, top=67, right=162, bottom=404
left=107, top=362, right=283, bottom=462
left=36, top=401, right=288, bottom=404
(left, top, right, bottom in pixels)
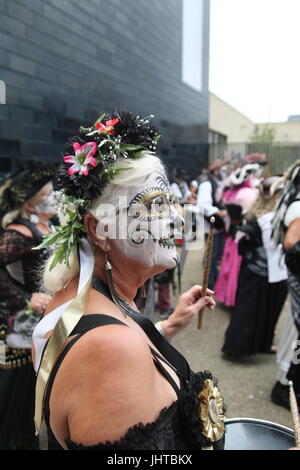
left=66, top=209, right=76, bottom=219
left=114, top=166, right=132, bottom=175
left=153, top=135, right=161, bottom=143
left=120, top=145, right=144, bottom=152
left=94, top=113, right=106, bottom=126
left=80, top=126, right=93, bottom=133
left=101, top=171, right=111, bottom=182
left=33, top=230, right=63, bottom=250
left=49, top=252, right=62, bottom=271
left=131, top=150, right=154, bottom=159
left=98, top=139, right=116, bottom=149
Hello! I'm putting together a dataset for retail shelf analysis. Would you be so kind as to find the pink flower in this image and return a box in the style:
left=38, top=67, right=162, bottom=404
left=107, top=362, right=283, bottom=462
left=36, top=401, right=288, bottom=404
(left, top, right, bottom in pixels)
left=95, top=118, right=120, bottom=134
left=64, top=142, right=97, bottom=175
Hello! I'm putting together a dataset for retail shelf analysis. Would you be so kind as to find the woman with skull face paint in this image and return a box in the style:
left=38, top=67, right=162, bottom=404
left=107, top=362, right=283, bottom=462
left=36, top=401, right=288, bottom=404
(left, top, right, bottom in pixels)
left=32, top=112, right=226, bottom=451
left=0, top=160, right=56, bottom=449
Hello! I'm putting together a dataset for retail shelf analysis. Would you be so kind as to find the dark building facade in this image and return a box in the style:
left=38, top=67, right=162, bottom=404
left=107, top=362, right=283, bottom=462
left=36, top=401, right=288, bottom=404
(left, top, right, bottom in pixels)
left=0, top=0, right=210, bottom=180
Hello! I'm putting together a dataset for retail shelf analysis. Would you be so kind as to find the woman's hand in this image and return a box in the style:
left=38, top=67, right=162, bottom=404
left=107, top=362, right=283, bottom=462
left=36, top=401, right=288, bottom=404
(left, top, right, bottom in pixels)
left=29, top=293, right=52, bottom=314
left=160, top=285, right=215, bottom=340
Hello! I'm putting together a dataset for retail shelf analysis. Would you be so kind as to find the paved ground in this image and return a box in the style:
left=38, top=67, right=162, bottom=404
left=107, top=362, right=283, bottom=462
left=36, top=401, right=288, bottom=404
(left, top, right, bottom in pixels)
left=154, top=242, right=293, bottom=430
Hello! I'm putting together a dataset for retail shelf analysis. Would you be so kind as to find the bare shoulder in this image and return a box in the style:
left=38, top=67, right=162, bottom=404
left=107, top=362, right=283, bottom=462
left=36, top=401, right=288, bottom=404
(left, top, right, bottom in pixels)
left=6, top=224, right=33, bottom=238
left=67, top=324, right=152, bottom=368
left=52, top=325, right=159, bottom=446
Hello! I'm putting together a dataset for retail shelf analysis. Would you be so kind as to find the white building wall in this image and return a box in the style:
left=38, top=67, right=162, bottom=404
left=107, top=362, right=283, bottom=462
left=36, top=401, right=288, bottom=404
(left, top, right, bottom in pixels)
left=210, top=93, right=300, bottom=143
left=209, top=93, right=255, bottom=142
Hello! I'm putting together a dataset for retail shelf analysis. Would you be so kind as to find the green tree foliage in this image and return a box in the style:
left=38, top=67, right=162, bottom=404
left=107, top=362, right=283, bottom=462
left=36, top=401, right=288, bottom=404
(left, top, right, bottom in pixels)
left=251, top=125, right=276, bottom=143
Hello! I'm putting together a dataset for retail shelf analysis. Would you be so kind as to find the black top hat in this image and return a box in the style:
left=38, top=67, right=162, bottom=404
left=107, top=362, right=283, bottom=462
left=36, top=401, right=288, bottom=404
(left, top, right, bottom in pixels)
left=0, top=159, right=56, bottom=212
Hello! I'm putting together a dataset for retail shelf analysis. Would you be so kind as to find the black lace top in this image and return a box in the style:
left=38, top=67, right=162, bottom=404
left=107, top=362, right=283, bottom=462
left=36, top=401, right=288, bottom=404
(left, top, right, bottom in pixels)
left=0, top=219, right=49, bottom=345
left=43, top=277, right=226, bottom=451
left=0, top=231, right=34, bottom=318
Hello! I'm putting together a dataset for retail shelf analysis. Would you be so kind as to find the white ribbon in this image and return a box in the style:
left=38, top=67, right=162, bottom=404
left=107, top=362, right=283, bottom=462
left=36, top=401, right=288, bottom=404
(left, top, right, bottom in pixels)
left=32, top=238, right=94, bottom=372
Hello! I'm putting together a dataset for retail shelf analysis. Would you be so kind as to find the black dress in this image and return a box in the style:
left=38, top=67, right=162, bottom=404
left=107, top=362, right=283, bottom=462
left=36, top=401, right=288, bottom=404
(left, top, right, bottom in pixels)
left=0, top=218, right=49, bottom=450
left=222, top=217, right=288, bottom=357
left=43, top=277, right=226, bottom=450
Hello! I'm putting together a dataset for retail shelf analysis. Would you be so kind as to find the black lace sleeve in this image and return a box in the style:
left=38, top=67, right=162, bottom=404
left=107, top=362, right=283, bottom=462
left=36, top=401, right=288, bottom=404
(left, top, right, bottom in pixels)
left=0, top=230, right=34, bottom=320
left=0, top=230, right=35, bottom=265
left=0, top=267, right=30, bottom=319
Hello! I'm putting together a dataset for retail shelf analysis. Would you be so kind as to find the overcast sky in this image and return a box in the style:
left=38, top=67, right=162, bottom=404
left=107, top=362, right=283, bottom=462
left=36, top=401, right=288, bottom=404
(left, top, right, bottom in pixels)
left=209, top=0, right=300, bottom=123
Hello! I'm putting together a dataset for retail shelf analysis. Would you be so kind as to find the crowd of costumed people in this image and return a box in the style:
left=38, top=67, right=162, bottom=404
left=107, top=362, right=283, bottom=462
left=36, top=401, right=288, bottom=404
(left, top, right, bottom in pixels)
left=0, top=110, right=299, bottom=450
left=174, top=154, right=300, bottom=414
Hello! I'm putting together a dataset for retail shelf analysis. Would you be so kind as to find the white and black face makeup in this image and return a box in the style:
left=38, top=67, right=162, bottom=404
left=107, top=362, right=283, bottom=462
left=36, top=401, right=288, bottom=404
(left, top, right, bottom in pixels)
left=94, top=171, right=184, bottom=269
left=27, top=182, right=56, bottom=216
left=35, top=193, right=57, bottom=215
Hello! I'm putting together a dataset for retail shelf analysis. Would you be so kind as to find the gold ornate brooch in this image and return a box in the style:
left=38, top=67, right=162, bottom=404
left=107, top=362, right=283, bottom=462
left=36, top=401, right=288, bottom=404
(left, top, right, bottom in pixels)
left=198, top=378, right=226, bottom=449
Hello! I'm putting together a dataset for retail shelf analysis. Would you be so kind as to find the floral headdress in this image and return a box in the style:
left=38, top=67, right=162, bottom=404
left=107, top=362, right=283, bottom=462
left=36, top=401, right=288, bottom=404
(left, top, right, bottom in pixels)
left=37, top=111, right=161, bottom=269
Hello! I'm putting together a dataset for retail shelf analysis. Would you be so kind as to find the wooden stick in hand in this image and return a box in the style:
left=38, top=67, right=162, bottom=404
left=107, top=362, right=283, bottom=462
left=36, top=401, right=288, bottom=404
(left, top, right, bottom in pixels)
left=197, top=216, right=215, bottom=329
left=289, top=381, right=300, bottom=448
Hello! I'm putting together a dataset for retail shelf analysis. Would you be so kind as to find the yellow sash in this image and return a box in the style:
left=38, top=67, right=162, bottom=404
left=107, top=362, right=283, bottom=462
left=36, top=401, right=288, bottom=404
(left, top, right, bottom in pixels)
left=34, top=241, right=94, bottom=434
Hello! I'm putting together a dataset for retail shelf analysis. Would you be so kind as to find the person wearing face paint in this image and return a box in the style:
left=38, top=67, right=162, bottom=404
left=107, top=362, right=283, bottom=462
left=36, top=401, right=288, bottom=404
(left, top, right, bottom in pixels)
left=32, top=111, right=226, bottom=451
left=0, top=160, right=56, bottom=449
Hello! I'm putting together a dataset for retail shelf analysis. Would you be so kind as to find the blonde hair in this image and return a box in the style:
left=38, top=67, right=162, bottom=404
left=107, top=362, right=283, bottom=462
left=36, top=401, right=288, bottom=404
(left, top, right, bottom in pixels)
left=43, top=155, right=165, bottom=292
left=246, top=177, right=284, bottom=220
left=2, top=208, right=26, bottom=228
left=246, top=192, right=280, bottom=220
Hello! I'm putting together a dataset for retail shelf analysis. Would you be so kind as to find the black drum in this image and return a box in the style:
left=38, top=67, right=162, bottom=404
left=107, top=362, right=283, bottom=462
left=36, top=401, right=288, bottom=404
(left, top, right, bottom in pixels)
left=225, top=418, right=295, bottom=450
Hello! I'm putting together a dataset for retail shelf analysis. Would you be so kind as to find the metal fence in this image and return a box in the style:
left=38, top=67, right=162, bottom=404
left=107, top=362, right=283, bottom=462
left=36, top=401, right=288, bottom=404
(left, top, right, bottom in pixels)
left=209, top=142, right=300, bottom=174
